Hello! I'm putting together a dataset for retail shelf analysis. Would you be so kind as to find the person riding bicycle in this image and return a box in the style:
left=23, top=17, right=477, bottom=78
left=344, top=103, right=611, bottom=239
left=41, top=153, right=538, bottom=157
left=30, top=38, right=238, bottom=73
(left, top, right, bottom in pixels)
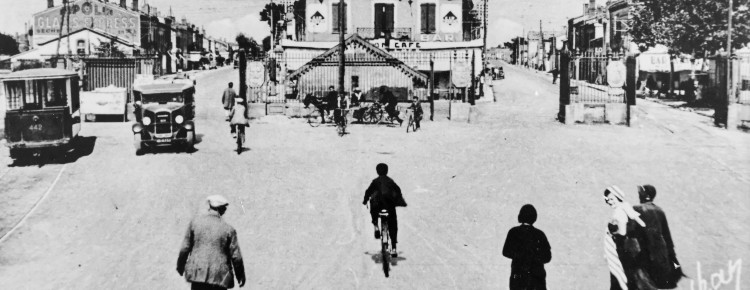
left=363, top=163, right=407, bottom=257
left=334, top=92, right=350, bottom=125
left=408, top=96, right=423, bottom=130
left=229, top=97, right=249, bottom=140
left=378, top=86, right=403, bottom=126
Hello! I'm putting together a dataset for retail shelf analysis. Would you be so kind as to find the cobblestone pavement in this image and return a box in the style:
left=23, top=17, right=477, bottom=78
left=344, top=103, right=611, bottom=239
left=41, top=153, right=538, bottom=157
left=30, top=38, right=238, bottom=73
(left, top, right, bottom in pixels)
left=0, top=65, right=747, bottom=289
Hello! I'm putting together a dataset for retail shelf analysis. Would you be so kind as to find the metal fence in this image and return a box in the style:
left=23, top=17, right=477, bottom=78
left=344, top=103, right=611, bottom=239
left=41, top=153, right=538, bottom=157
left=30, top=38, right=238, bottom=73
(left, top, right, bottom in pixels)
left=568, top=51, right=626, bottom=103
left=83, top=57, right=162, bottom=102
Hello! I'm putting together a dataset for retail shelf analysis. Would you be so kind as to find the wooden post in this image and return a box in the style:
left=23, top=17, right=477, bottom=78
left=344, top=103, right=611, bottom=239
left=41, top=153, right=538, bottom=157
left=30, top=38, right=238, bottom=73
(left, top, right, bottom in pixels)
left=626, top=53, right=637, bottom=127
left=239, top=49, right=247, bottom=100
left=430, top=54, right=435, bottom=121
left=449, top=52, right=453, bottom=120
left=470, top=50, right=476, bottom=105
left=559, top=45, right=570, bottom=122
left=338, top=0, right=345, bottom=99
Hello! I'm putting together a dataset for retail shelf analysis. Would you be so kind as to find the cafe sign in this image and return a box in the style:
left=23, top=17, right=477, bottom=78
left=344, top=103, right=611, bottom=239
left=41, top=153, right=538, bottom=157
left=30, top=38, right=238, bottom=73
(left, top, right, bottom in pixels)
left=33, top=0, right=140, bottom=45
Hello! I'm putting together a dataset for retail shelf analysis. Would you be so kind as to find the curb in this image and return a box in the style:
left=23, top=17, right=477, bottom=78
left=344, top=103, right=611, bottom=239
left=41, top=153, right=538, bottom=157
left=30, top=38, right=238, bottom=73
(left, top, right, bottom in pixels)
left=645, top=97, right=714, bottom=118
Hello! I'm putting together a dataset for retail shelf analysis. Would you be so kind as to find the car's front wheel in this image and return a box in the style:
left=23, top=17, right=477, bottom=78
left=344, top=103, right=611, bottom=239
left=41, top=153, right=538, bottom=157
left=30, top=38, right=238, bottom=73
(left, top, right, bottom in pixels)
left=134, top=133, right=144, bottom=155
left=185, top=130, right=195, bottom=152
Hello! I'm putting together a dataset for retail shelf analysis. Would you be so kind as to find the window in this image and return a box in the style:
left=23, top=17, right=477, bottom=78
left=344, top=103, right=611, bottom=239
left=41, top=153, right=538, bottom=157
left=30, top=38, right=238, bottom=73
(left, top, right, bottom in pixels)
left=421, top=3, right=436, bottom=34
left=332, top=2, right=347, bottom=34
left=374, top=3, right=394, bottom=37
left=5, top=81, right=25, bottom=110
left=42, top=79, right=68, bottom=107
left=77, top=40, right=86, bottom=55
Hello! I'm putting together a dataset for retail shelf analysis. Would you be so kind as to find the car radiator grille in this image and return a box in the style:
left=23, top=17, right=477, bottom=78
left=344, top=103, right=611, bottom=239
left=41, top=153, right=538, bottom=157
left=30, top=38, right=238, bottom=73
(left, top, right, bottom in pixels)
left=155, top=112, right=172, bottom=134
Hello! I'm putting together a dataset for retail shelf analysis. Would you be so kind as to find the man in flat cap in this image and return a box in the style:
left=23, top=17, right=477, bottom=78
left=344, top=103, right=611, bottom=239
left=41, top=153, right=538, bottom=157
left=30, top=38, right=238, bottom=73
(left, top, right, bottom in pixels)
left=177, top=195, right=246, bottom=289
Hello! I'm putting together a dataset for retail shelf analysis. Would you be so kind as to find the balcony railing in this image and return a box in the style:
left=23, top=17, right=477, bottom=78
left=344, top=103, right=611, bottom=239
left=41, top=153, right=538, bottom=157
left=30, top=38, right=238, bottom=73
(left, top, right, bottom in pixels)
left=356, top=27, right=412, bottom=40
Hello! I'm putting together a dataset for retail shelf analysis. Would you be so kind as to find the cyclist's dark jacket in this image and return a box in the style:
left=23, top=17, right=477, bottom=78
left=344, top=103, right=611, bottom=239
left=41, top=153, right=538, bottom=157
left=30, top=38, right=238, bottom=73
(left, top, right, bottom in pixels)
left=363, top=175, right=407, bottom=209
left=379, top=91, right=398, bottom=109
left=326, top=90, right=338, bottom=109
left=410, top=101, right=423, bottom=119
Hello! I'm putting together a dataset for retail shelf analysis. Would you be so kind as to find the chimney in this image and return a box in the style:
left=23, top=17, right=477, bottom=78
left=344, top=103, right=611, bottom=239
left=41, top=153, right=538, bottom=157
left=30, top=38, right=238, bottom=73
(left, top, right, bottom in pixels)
left=132, top=0, right=138, bottom=11
left=47, top=0, right=54, bottom=8
left=120, top=0, right=126, bottom=8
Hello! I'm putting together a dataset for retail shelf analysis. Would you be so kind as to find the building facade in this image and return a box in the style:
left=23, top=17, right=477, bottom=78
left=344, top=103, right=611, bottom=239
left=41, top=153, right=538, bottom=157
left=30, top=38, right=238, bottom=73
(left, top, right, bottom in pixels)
left=276, top=0, right=486, bottom=100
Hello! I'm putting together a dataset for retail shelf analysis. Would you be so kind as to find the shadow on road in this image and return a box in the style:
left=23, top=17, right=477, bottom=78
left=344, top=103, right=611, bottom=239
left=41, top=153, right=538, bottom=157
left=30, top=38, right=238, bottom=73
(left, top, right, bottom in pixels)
left=365, top=251, right=407, bottom=266
left=8, top=136, right=98, bottom=167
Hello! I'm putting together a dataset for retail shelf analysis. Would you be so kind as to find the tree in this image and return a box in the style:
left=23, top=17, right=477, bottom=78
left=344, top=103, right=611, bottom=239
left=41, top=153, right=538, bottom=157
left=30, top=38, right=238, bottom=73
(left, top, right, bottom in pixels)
left=0, top=32, right=20, bottom=55
left=259, top=2, right=285, bottom=48
left=95, top=37, right=125, bottom=57
left=503, top=37, right=528, bottom=64
left=236, top=33, right=261, bottom=59
left=630, top=0, right=750, bottom=56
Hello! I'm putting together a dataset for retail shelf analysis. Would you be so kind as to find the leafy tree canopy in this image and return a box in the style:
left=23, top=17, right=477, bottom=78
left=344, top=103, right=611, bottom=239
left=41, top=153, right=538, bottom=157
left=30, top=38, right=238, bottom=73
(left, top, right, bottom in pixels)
left=630, top=0, right=750, bottom=56
left=0, top=32, right=20, bottom=55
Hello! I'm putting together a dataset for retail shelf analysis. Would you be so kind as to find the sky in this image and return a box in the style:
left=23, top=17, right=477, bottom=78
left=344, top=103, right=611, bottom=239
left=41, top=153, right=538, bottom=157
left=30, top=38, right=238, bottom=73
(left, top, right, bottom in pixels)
left=0, top=0, right=602, bottom=46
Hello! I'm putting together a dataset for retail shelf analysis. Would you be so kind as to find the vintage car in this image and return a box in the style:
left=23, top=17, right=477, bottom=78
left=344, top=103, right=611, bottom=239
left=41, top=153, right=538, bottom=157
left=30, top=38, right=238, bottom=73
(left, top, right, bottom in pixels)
left=1, top=68, right=81, bottom=161
left=132, top=78, right=196, bottom=154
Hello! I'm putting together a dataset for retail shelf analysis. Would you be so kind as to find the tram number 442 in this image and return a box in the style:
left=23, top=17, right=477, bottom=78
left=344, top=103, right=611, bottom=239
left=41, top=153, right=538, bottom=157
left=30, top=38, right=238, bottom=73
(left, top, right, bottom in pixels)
left=28, top=124, right=43, bottom=131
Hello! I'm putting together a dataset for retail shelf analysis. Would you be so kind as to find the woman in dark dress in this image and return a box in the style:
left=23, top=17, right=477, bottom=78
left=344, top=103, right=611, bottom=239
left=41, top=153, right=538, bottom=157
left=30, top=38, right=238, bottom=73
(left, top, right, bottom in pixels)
left=502, top=204, right=552, bottom=290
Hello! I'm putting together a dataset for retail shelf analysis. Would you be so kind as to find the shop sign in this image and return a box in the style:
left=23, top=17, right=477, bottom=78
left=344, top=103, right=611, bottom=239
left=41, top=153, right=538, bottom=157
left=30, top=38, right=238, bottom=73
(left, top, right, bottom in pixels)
left=452, top=62, right=471, bottom=87
left=34, top=0, right=140, bottom=45
left=247, top=61, right=265, bottom=88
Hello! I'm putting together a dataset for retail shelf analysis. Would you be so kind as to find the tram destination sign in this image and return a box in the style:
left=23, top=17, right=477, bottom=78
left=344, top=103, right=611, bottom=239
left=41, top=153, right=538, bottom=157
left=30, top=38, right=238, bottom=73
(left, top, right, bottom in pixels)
left=33, top=0, right=141, bottom=46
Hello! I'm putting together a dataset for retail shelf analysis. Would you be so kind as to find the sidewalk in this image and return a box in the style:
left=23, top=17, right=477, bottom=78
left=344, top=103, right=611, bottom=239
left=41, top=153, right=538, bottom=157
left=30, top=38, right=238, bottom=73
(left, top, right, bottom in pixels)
left=642, top=96, right=715, bottom=118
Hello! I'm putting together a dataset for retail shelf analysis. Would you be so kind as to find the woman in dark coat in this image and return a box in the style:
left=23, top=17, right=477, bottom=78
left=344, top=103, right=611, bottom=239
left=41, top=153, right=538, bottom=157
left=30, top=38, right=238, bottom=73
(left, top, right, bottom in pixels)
left=502, top=204, right=552, bottom=290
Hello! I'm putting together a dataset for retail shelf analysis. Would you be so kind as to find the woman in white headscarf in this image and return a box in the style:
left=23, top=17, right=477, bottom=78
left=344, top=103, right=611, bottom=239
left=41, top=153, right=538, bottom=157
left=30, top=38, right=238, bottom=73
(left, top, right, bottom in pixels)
left=603, top=185, right=654, bottom=290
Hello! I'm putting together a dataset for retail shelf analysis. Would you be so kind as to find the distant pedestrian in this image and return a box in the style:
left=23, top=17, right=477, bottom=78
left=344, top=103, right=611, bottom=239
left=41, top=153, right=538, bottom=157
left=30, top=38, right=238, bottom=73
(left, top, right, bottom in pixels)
left=325, top=85, right=338, bottom=120
left=633, top=185, right=685, bottom=289
left=603, top=186, right=652, bottom=290
left=177, top=195, right=246, bottom=289
left=222, top=82, right=238, bottom=121
left=551, top=68, right=559, bottom=84
left=502, top=204, right=551, bottom=290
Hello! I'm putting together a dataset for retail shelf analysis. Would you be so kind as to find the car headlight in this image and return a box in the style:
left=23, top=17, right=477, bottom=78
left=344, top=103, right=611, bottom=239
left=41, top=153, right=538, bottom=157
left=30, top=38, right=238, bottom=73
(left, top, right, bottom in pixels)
left=175, top=115, right=184, bottom=124
left=142, top=116, right=152, bottom=126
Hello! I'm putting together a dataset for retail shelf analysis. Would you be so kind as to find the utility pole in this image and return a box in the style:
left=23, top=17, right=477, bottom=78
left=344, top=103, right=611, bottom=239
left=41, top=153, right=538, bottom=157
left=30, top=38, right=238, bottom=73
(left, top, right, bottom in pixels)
left=338, top=0, right=345, bottom=97
left=482, top=0, right=488, bottom=73
left=727, top=0, right=733, bottom=110
left=540, top=20, right=545, bottom=72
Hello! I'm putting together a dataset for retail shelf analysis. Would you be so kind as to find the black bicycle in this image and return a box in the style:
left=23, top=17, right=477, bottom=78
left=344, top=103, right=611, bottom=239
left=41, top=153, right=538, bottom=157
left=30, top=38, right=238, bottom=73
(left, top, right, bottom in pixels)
left=378, top=209, right=392, bottom=277
left=406, top=109, right=419, bottom=133
left=235, top=127, right=246, bottom=154
left=303, top=94, right=325, bottom=127
left=334, top=108, right=349, bottom=136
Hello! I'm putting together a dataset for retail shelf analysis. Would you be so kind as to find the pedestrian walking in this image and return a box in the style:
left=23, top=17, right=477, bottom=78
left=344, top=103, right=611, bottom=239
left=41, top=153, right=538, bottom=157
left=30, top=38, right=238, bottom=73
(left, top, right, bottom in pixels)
left=177, top=195, right=246, bottom=289
left=502, top=204, right=551, bottom=290
left=551, top=68, right=559, bottom=84
left=633, top=185, right=685, bottom=289
left=603, top=185, right=652, bottom=290
left=222, top=83, right=238, bottom=136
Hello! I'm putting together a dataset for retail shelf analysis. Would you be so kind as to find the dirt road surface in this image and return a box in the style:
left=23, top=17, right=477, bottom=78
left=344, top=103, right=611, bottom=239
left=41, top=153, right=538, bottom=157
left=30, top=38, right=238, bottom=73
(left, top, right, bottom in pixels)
left=0, top=65, right=748, bottom=289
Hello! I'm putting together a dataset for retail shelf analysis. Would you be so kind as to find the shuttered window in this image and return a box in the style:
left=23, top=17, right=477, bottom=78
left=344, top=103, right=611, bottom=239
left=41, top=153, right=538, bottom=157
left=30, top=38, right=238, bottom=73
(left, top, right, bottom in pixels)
left=421, top=3, right=436, bottom=34
left=332, top=2, right=347, bottom=34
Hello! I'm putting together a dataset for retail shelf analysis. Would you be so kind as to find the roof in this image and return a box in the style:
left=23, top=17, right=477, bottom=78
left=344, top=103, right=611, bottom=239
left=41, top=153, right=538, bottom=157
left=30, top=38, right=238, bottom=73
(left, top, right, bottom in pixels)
left=1, top=68, right=77, bottom=81
left=287, top=34, right=427, bottom=83
left=133, top=82, right=193, bottom=94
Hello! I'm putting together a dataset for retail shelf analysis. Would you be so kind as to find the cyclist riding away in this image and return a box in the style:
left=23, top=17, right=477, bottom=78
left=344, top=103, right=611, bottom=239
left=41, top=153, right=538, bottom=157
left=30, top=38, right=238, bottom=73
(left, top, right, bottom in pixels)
left=378, top=86, right=403, bottom=125
left=229, top=97, right=249, bottom=140
left=409, top=96, right=423, bottom=130
left=363, top=163, right=407, bottom=257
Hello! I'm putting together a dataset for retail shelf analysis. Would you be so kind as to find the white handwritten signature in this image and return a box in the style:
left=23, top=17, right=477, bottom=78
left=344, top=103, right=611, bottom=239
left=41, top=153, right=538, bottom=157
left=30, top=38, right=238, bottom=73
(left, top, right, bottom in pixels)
left=690, top=259, right=742, bottom=290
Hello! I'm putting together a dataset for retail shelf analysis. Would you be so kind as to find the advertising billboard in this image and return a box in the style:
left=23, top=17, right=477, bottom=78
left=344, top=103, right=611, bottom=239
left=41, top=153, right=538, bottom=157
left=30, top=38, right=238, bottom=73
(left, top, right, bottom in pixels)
left=33, top=0, right=141, bottom=46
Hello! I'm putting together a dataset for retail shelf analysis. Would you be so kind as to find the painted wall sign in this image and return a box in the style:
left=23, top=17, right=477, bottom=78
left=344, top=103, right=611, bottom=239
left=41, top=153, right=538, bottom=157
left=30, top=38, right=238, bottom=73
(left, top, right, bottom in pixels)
left=307, top=1, right=327, bottom=34
left=606, top=62, right=626, bottom=88
left=33, top=0, right=140, bottom=45
left=419, top=34, right=457, bottom=42
left=439, top=4, right=462, bottom=34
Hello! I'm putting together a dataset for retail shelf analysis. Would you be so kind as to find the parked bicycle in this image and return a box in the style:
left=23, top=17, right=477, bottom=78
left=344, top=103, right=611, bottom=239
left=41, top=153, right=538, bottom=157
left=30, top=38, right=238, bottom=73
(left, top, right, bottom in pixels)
left=363, top=103, right=401, bottom=125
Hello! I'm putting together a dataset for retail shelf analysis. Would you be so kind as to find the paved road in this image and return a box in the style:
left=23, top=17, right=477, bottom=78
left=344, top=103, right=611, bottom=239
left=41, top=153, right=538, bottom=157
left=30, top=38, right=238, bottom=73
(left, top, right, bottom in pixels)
left=0, top=64, right=748, bottom=289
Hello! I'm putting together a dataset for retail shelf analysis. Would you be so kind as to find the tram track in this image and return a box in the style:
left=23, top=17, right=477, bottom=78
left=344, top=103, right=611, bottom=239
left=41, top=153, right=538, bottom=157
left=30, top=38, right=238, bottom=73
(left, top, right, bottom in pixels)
left=0, top=163, right=67, bottom=244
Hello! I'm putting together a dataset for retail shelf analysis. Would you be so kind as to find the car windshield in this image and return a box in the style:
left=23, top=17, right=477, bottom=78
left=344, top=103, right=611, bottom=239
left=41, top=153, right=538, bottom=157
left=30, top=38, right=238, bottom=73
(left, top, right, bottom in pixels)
left=142, top=93, right=182, bottom=103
